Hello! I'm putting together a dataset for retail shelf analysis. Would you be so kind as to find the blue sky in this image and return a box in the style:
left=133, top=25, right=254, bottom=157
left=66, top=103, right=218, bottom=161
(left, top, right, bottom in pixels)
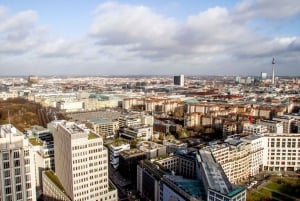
left=0, top=0, right=300, bottom=76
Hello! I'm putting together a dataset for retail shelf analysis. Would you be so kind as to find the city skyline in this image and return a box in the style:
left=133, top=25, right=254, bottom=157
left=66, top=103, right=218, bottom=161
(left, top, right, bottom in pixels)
left=0, top=0, right=300, bottom=76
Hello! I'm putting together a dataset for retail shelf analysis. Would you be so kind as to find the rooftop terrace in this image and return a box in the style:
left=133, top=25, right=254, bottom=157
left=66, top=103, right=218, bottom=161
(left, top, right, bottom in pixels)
left=29, top=137, right=44, bottom=146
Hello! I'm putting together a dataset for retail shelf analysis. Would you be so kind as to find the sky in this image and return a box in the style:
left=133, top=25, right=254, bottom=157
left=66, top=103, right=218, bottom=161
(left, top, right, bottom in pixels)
left=0, top=0, right=300, bottom=76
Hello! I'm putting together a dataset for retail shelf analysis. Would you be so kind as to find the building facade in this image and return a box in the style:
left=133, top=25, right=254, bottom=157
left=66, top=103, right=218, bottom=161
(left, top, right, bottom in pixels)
left=174, top=75, right=184, bottom=87
left=0, top=124, right=37, bottom=201
left=43, top=121, right=117, bottom=201
left=262, top=133, right=300, bottom=172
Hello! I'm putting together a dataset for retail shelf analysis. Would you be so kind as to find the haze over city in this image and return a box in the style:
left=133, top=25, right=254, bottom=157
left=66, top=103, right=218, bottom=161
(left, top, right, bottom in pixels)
left=0, top=0, right=300, bottom=76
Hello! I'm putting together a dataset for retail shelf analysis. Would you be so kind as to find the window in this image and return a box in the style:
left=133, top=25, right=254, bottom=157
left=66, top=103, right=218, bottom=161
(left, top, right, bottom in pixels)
left=16, top=192, right=22, bottom=200
left=25, top=159, right=30, bottom=165
left=24, top=150, right=29, bottom=156
left=15, top=168, right=21, bottom=175
left=5, top=187, right=11, bottom=194
left=14, top=160, right=20, bottom=167
left=16, top=184, right=22, bottom=192
left=3, top=162, right=10, bottom=169
left=15, top=176, right=21, bottom=184
left=26, top=183, right=31, bottom=189
left=5, top=179, right=11, bottom=186
left=14, top=151, right=20, bottom=159
left=3, top=152, right=9, bottom=160
left=5, top=195, right=12, bottom=201
left=4, top=170, right=10, bottom=177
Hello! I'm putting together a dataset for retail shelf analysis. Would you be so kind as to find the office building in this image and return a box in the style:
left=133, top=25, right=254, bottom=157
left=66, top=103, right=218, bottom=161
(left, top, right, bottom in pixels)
left=120, top=125, right=153, bottom=141
left=86, top=118, right=119, bottom=139
left=42, top=121, right=117, bottom=201
left=261, top=72, right=267, bottom=80
left=260, top=120, right=283, bottom=134
left=118, top=149, right=146, bottom=184
left=262, top=133, right=300, bottom=172
left=0, top=124, right=37, bottom=201
left=136, top=141, right=167, bottom=159
left=198, top=150, right=246, bottom=201
left=206, top=137, right=251, bottom=184
left=273, top=116, right=296, bottom=134
left=174, top=75, right=184, bottom=87
left=137, top=150, right=246, bottom=201
left=241, top=135, right=264, bottom=176
left=109, top=142, right=130, bottom=169
left=243, top=124, right=268, bottom=135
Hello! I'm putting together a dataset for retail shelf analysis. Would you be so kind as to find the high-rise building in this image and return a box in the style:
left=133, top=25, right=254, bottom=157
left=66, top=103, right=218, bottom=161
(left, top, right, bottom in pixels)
left=42, top=121, right=117, bottom=201
left=0, top=124, right=37, bottom=201
left=261, top=72, right=267, bottom=80
left=174, top=75, right=184, bottom=87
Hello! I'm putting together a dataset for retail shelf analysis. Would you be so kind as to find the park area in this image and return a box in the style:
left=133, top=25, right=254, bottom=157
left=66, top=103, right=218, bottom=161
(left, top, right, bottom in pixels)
left=247, top=176, right=300, bottom=201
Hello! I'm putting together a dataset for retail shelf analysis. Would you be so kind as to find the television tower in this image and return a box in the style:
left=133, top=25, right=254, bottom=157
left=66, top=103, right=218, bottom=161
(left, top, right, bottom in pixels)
left=272, top=57, right=275, bottom=85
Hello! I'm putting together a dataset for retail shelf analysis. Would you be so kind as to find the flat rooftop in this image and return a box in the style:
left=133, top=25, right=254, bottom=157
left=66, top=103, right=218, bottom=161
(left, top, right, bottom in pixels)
left=29, top=137, right=44, bottom=146
left=241, top=135, right=262, bottom=141
left=121, top=148, right=145, bottom=158
left=90, top=118, right=114, bottom=124
left=164, top=175, right=204, bottom=197
left=198, top=150, right=232, bottom=194
left=0, top=124, right=22, bottom=137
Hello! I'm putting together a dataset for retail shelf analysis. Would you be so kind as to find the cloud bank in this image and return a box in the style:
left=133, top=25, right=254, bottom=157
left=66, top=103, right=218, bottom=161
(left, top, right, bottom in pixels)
left=0, top=0, right=300, bottom=76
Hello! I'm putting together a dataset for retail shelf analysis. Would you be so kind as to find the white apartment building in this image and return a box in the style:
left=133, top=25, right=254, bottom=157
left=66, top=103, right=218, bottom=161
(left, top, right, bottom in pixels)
left=260, top=119, right=283, bottom=134
left=208, top=134, right=300, bottom=183
left=32, top=92, right=77, bottom=107
left=243, top=124, right=268, bottom=135
left=118, top=113, right=153, bottom=128
left=262, top=133, right=300, bottom=172
left=0, top=124, right=37, bottom=201
left=28, top=137, right=54, bottom=198
left=118, top=113, right=142, bottom=128
left=43, top=121, right=117, bottom=201
left=109, top=142, right=130, bottom=169
left=206, top=138, right=251, bottom=184
left=273, top=116, right=296, bottom=134
left=241, top=135, right=264, bottom=176
left=87, top=119, right=119, bottom=139
left=137, top=141, right=167, bottom=160
left=56, top=101, right=83, bottom=112
left=120, top=125, right=153, bottom=141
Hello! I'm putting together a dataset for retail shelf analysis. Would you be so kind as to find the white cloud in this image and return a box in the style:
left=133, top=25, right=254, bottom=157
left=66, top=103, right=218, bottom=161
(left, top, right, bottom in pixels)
left=78, top=1, right=300, bottom=74
left=0, top=8, right=43, bottom=55
left=90, top=2, right=177, bottom=48
left=38, top=38, right=83, bottom=57
left=0, top=1, right=300, bottom=76
left=235, top=0, right=300, bottom=20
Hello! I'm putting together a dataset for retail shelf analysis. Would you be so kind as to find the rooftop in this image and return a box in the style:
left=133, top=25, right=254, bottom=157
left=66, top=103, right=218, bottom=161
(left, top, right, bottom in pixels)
left=29, top=137, right=44, bottom=146
left=44, top=170, right=65, bottom=192
left=198, top=150, right=232, bottom=194
left=89, top=118, right=113, bottom=124
left=227, top=186, right=245, bottom=197
left=164, top=175, right=204, bottom=197
left=88, top=132, right=99, bottom=140
left=121, top=148, right=145, bottom=158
